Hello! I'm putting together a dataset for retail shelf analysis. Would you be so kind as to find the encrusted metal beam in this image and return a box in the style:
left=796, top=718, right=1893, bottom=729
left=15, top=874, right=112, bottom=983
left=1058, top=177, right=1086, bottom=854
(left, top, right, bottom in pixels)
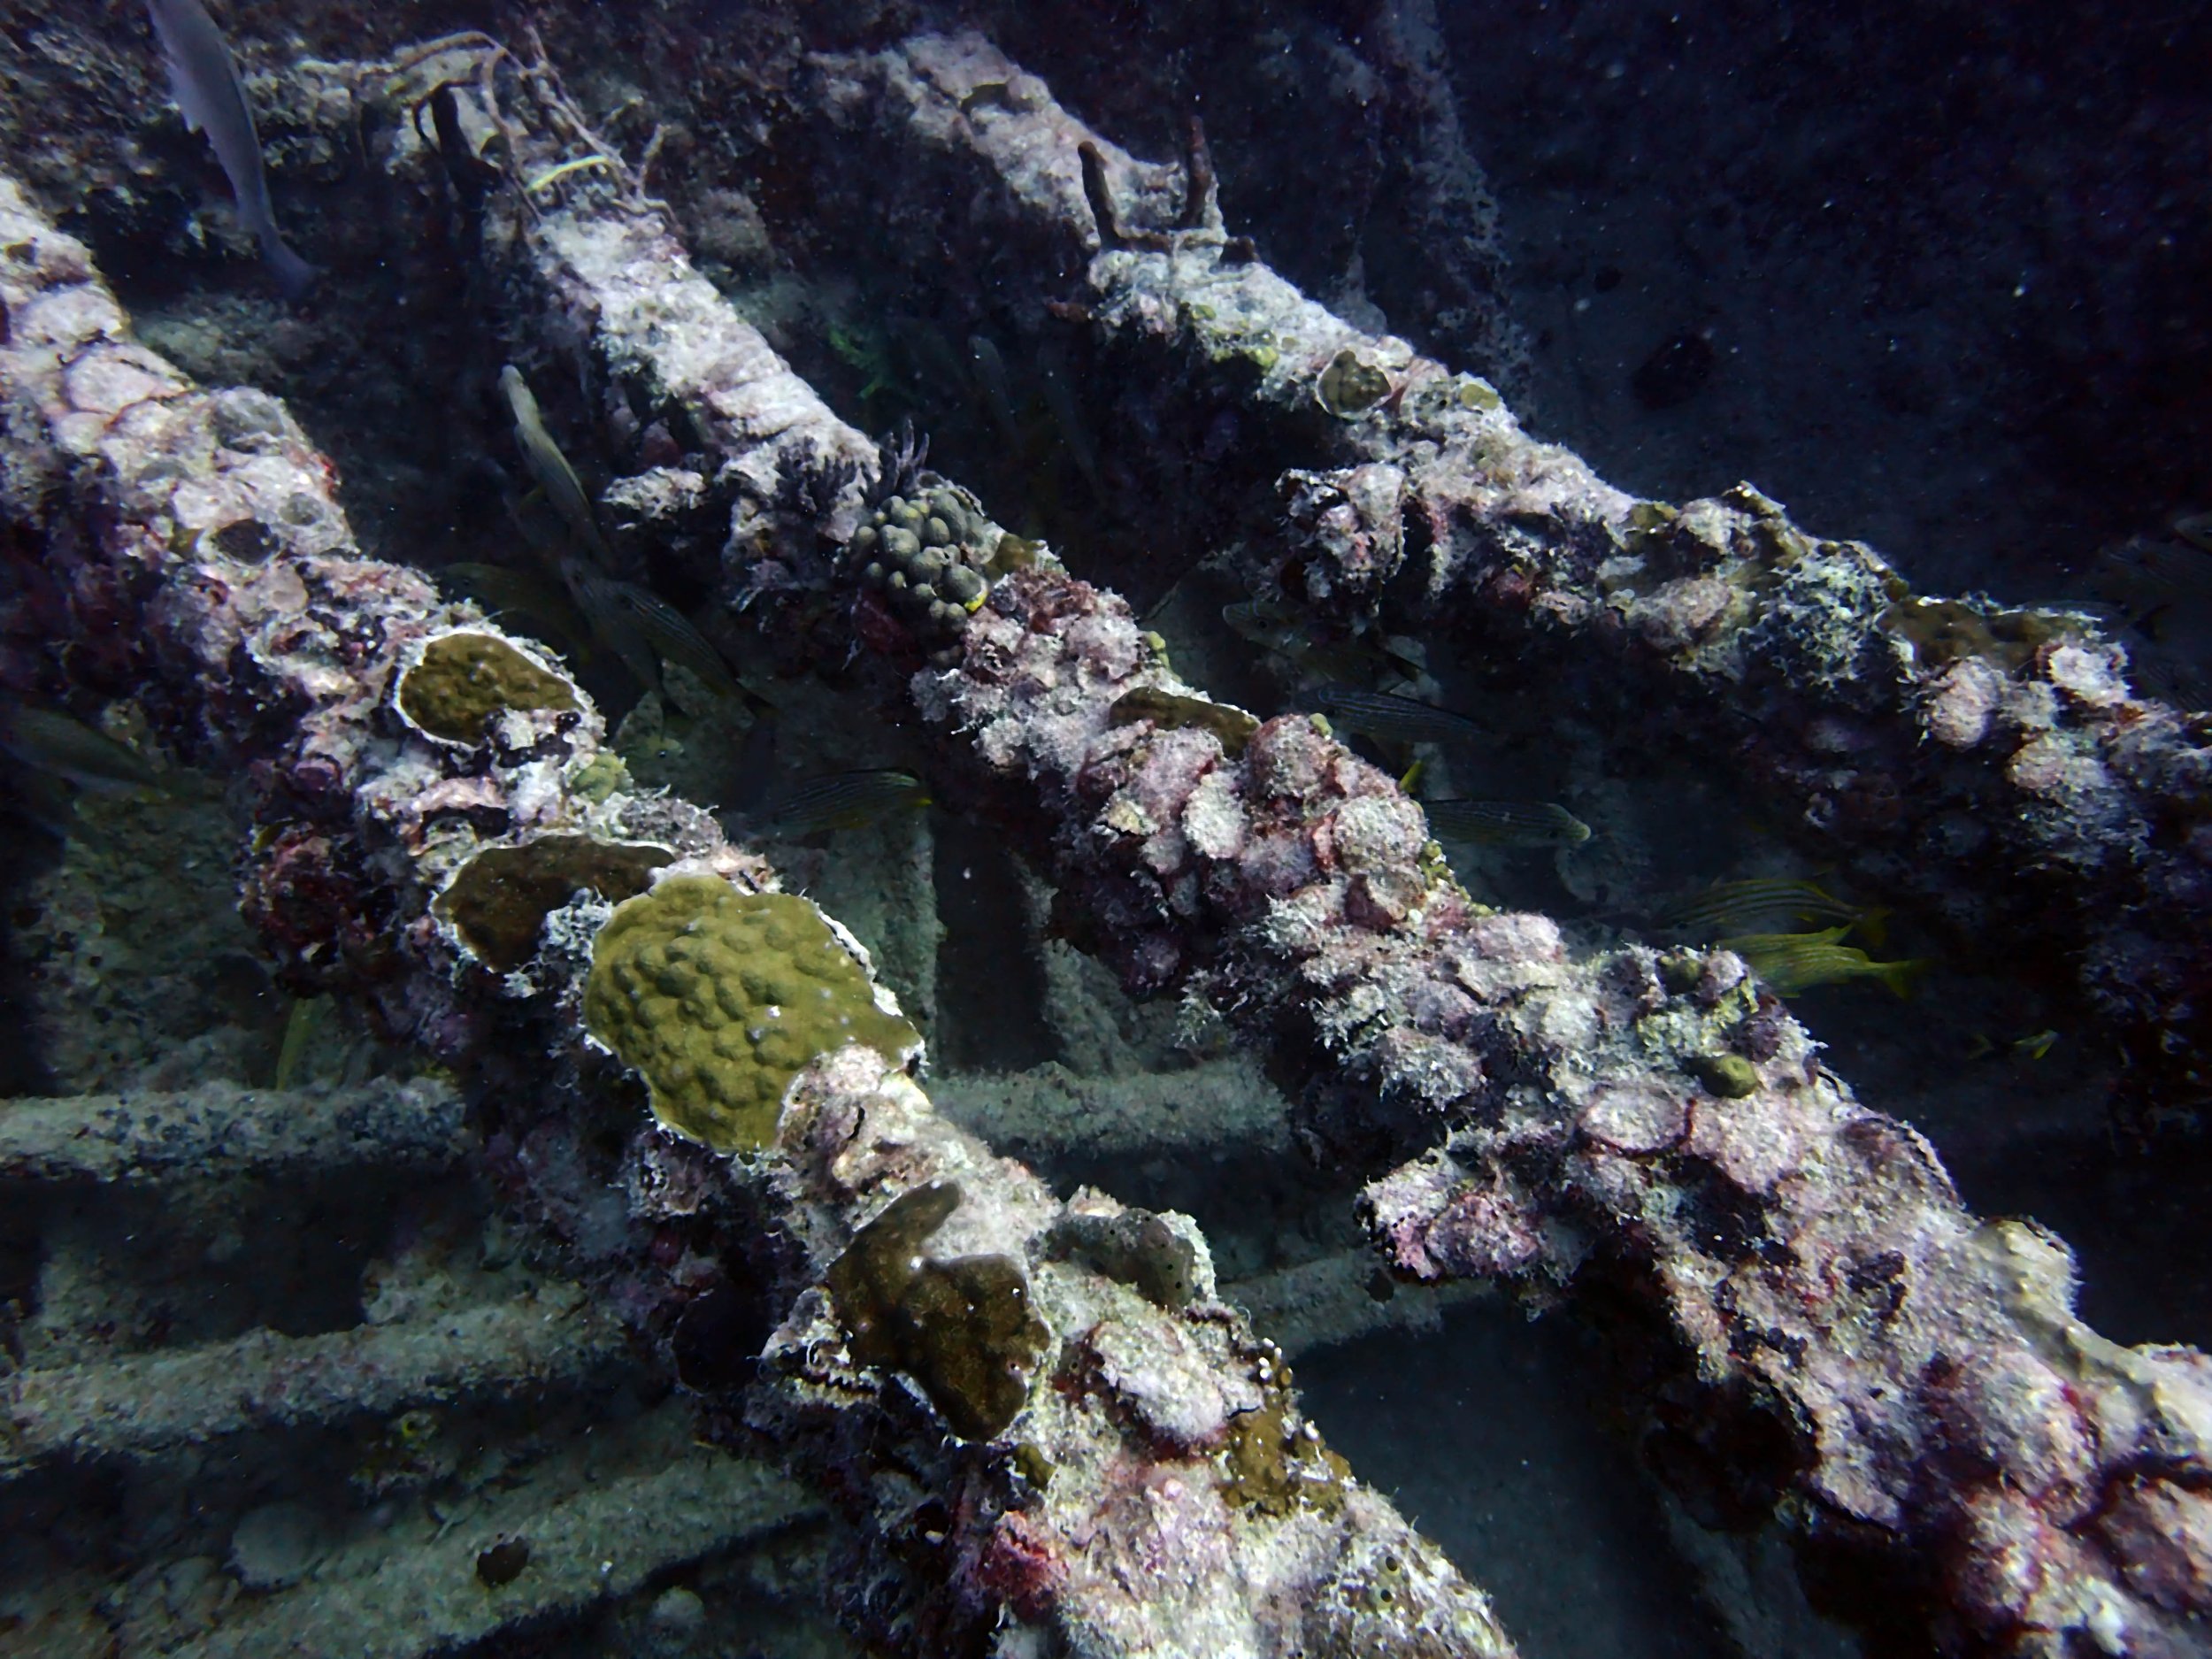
left=175, top=1433, right=814, bottom=1659
left=487, top=54, right=2212, bottom=1655
left=0, top=1079, right=470, bottom=1184
left=1, top=1295, right=629, bottom=1475
left=0, top=172, right=1518, bottom=1659
left=810, top=32, right=2212, bottom=1121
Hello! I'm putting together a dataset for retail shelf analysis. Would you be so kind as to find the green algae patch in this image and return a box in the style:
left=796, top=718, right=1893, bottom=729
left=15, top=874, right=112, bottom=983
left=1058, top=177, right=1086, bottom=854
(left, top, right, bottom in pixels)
left=435, top=835, right=672, bottom=972
left=583, top=876, right=920, bottom=1151
left=1689, top=1053, right=1762, bottom=1098
left=397, top=630, right=578, bottom=742
left=1316, top=349, right=1391, bottom=418
left=1218, top=1358, right=1351, bottom=1517
left=826, top=1180, right=1052, bottom=1441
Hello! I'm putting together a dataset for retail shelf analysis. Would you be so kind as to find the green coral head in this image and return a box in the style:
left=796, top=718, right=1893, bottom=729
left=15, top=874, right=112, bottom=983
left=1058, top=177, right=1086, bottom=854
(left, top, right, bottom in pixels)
left=582, top=875, right=923, bottom=1153
left=396, top=628, right=581, bottom=745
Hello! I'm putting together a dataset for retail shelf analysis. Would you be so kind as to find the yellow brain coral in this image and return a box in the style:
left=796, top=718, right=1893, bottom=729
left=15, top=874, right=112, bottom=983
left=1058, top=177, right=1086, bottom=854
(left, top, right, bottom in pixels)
left=582, top=875, right=921, bottom=1151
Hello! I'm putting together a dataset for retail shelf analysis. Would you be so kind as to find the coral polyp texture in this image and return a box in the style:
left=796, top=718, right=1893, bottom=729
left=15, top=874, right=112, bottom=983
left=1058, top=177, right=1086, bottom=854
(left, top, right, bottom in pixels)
left=848, top=484, right=995, bottom=664
left=583, top=876, right=923, bottom=1152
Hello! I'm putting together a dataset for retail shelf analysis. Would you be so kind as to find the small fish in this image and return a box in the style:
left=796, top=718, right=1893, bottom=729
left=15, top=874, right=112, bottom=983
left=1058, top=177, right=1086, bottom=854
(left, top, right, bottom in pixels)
left=2093, top=536, right=2212, bottom=615
left=147, top=0, right=317, bottom=296
left=1718, top=927, right=1926, bottom=998
left=1423, top=798, right=1592, bottom=849
left=1664, top=877, right=1886, bottom=944
left=1110, top=686, right=1262, bottom=757
left=1292, top=685, right=1490, bottom=750
left=273, top=995, right=330, bottom=1090
left=2173, top=511, right=2212, bottom=554
left=557, top=559, right=660, bottom=694
left=0, top=703, right=174, bottom=795
left=757, top=769, right=931, bottom=837
left=985, top=534, right=1042, bottom=578
left=1, top=768, right=82, bottom=841
left=1035, top=360, right=1104, bottom=500
left=417, top=81, right=500, bottom=220
left=967, top=334, right=1022, bottom=439
left=439, top=563, right=594, bottom=658
left=501, top=365, right=611, bottom=559
left=1223, top=598, right=1294, bottom=649
left=1223, top=602, right=1424, bottom=682
left=561, top=562, right=738, bottom=705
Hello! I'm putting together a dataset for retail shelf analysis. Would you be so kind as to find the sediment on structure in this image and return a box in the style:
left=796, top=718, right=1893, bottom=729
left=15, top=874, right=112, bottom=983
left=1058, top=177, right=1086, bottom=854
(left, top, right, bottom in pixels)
left=2, top=1297, right=630, bottom=1473
left=483, top=55, right=2212, bottom=1656
left=800, top=32, right=2212, bottom=1124
left=0, top=1079, right=470, bottom=1183
left=0, top=174, right=1518, bottom=1659
left=177, top=1428, right=814, bottom=1659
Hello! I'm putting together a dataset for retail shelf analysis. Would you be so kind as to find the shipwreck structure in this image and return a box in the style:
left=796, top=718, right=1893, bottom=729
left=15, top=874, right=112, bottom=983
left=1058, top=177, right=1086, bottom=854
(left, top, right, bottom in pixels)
left=3, top=6, right=2210, bottom=1656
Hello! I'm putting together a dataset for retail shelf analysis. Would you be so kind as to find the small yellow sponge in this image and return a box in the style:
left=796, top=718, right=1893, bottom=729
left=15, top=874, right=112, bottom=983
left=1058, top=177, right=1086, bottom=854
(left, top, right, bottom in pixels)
left=583, top=876, right=920, bottom=1151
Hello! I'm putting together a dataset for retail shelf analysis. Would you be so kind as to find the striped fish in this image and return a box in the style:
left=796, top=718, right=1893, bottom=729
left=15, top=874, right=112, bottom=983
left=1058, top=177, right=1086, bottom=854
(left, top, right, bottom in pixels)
left=1423, top=798, right=1591, bottom=848
left=1664, top=877, right=1886, bottom=943
left=1292, top=685, right=1489, bottom=749
left=757, top=769, right=931, bottom=837
left=1718, top=927, right=1926, bottom=998
left=440, top=563, right=595, bottom=659
left=562, top=562, right=738, bottom=704
left=0, top=703, right=173, bottom=795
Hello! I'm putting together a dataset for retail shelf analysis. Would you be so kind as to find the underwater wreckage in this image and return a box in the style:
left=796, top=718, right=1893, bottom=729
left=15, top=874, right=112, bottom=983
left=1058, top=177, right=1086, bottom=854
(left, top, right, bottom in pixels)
left=3, top=12, right=2211, bottom=1658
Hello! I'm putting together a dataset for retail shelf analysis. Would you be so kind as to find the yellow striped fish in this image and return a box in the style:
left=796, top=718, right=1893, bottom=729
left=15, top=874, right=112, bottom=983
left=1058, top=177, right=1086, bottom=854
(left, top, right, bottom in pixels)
left=1718, top=927, right=1926, bottom=998
left=1665, top=877, right=1887, bottom=946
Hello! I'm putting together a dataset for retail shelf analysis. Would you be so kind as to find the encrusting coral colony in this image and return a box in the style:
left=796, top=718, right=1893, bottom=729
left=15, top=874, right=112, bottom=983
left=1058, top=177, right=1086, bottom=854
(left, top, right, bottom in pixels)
left=2, top=8, right=2210, bottom=1658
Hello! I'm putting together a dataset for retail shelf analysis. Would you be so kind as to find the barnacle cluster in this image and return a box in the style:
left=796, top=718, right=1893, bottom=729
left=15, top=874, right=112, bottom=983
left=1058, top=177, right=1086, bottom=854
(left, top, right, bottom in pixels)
left=582, top=876, right=922, bottom=1151
left=847, top=485, right=995, bottom=666
left=826, top=1179, right=1052, bottom=1441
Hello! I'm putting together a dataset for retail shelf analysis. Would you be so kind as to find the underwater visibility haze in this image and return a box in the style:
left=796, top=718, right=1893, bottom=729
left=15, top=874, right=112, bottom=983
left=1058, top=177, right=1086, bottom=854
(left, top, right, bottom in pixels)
left=1, top=1, right=2209, bottom=1655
